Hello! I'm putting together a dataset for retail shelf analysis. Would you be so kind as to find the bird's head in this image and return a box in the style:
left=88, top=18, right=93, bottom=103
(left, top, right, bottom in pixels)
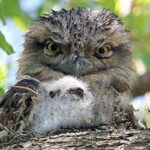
left=18, top=8, right=132, bottom=90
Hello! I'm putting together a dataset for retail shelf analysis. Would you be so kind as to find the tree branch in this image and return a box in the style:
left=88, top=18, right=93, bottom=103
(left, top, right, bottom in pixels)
left=0, top=129, right=150, bottom=149
left=132, top=70, right=150, bottom=97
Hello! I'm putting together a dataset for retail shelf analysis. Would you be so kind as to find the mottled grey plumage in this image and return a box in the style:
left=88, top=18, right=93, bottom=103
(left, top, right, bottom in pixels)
left=18, top=8, right=132, bottom=80
left=0, top=8, right=138, bottom=134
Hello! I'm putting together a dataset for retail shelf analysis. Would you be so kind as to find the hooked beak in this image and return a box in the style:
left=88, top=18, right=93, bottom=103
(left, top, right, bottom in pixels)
left=58, top=53, right=91, bottom=76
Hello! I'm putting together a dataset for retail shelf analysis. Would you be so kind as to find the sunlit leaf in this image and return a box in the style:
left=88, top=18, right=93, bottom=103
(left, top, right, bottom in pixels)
left=137, top=0, right=150, bottom=4
left=0, top=61, right=7, bottom=96
left=0, top=31, right=14, bottom=55
left=13, top=17, right=28, bottom=32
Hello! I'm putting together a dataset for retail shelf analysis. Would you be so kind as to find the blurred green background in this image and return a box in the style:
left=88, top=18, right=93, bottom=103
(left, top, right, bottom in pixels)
left=0, top=0, right=150, bottom=96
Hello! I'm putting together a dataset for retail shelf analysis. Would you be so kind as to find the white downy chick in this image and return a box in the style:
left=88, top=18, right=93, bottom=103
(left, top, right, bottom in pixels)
left=30, top=76, right=95, bottom=133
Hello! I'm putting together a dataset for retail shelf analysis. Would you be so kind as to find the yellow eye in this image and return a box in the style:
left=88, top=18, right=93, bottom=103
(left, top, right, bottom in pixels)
left=98, top=45, right=110, bottom=54
left=95, top=44, right=112, bottom=58
left=44, top=41, right=61, bottom=55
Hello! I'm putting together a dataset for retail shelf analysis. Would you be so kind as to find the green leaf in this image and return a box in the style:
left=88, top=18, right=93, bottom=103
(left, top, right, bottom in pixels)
left=96, top=0, right=116, bottom=11
left=0, top=31, right=14, bottom=55
left=1, top=0, right=32, bottom=30
left=0, top=0, right=6, bottom=24
left=0, top=61, right=7, bottom=96
left=141, top=52, right=150, bottom=69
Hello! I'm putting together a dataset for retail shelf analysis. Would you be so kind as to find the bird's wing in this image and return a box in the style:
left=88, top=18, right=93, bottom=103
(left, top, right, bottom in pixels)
left=0, top=76, right=42, bottom=133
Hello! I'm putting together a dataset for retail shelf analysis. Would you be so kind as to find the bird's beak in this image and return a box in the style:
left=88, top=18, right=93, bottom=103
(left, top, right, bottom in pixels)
left=58, top=53, right=90, bottom=76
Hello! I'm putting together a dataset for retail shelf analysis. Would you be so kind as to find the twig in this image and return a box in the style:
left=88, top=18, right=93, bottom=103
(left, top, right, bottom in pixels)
left=12, top=86, right=38, bottom=96
left=0, top=122, right=14, bottom=135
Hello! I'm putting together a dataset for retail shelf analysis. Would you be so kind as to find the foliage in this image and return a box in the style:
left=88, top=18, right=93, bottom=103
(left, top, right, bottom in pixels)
left=0, top=0, right=150, bottom=96
left=0, top=31, right=14, bottom=55
left=0, top=62, right=7, bottom=96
